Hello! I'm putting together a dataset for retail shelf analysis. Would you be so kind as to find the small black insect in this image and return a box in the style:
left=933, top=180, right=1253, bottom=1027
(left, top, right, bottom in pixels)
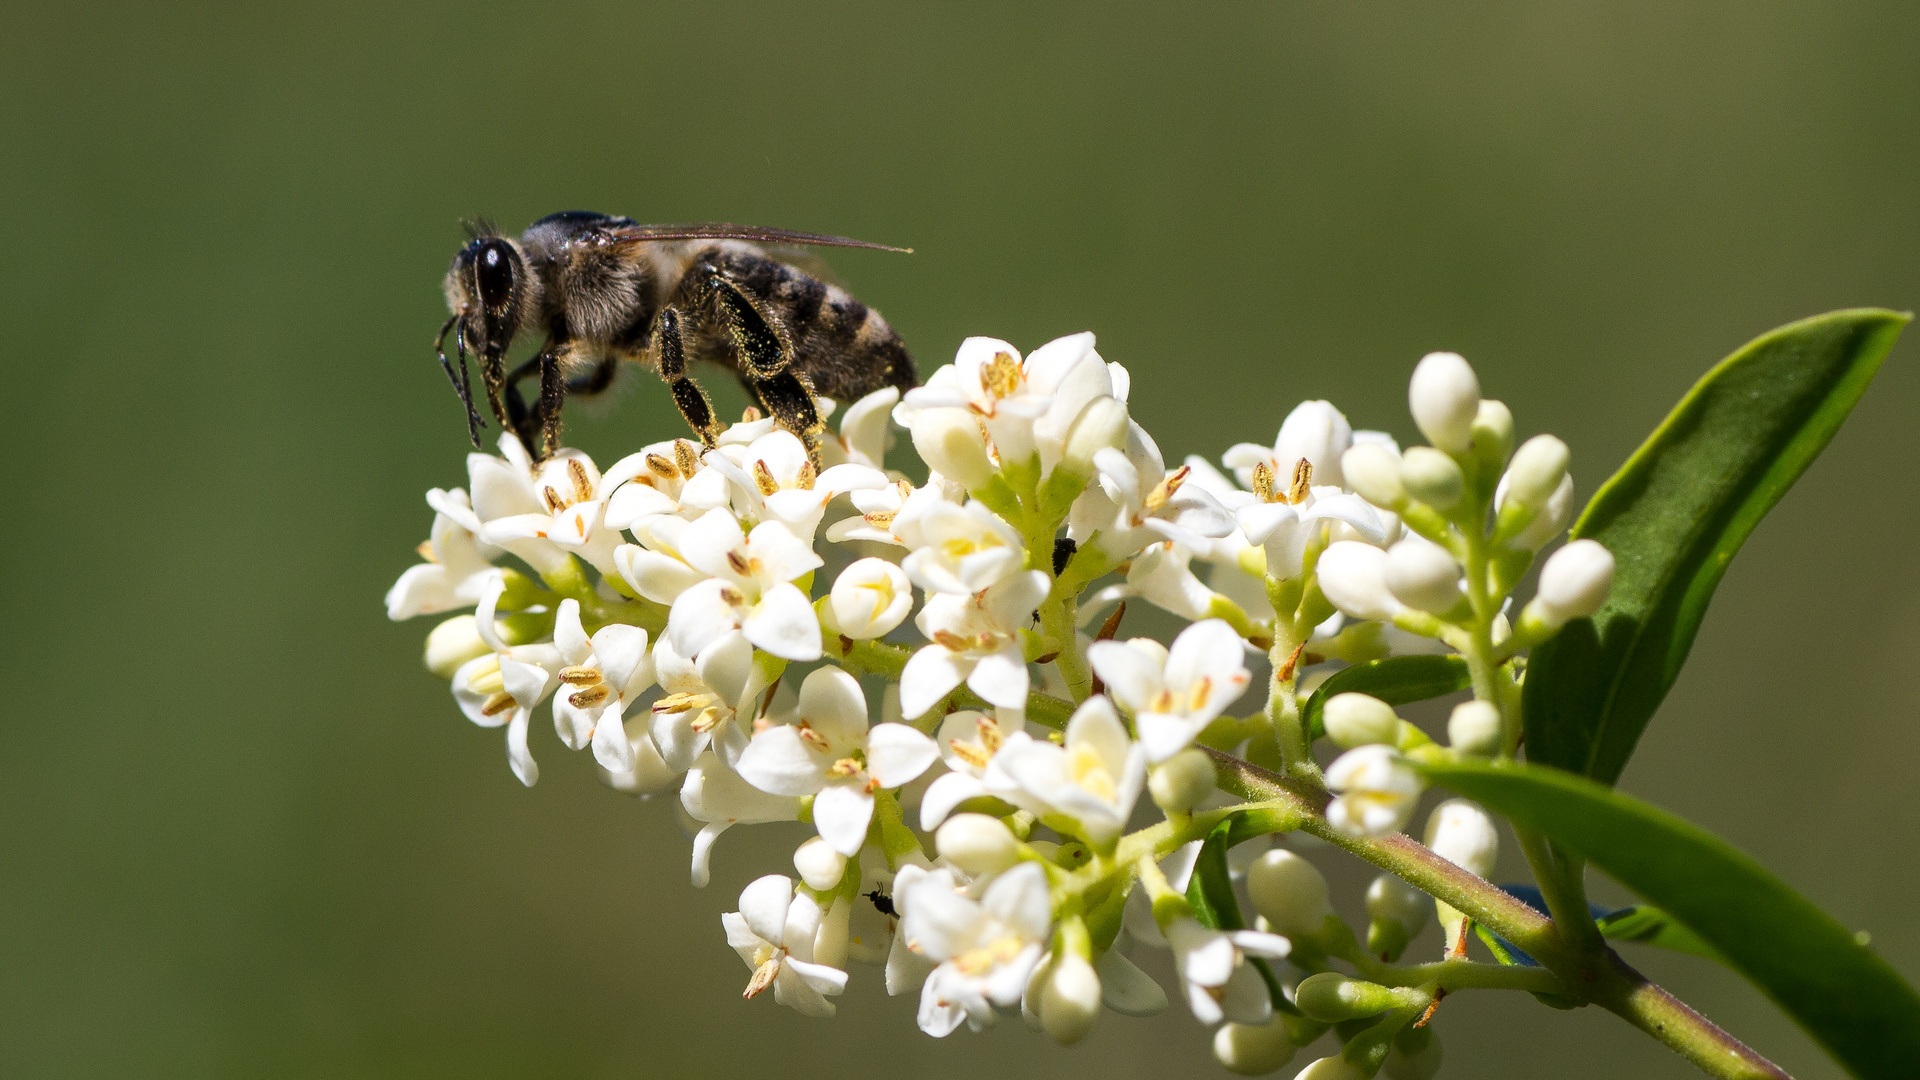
left=437, top=214, right=918, bottom=464
left=864, top=889, right=897, bottom=917
left=1052, top=536, right=1078, bottom=577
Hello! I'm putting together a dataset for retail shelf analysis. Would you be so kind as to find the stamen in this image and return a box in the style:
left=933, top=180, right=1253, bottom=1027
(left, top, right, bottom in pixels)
left=569, top=685, right=612, bottom=708
left=468, top=669, right=506, bottom=696
left=719, top=584, right=747, bottom=606
left=948, top=739, right=990, bottom=769
left=1187, top=676, right=1213, bottom=713
left=752, top=460, right=780, bottom=496
left=933, top=630, right=972, bottom=652
left=797, top=725, right=831, bottom=753
left=981, top=352, right=1022, bottom=399
left=975, top=715, right=1003, bottom=752
left=743, top=957, right=782, bottom=999
left=795, top=459, right=817, bottom=490
left=827, top=757, right=863, bottom=778
left=742, top=406, right=764, bottom=423
left=542, top=486, right=566, bottom=513
left=862, top=509, right=897, bottom=528
left=673, top=439, right=700, bottom=478
left=725, top=551, right=751, bottom=575
left=415, top=540, right=437, bottom=562
left=480, top=691, right=517, bottom=717
left=646, top=453, right=678, bottom=479
left=558, top=665, right=603, bottom=685
left=689, top=707, right=723, bottom=733
left=1288, top=458, right=1313, bottom=504
left=652, top=692, right=705, bottom=714
left=568, top=459, right=593, bottom=503
left=1251, top=461, right=1277, bottom=502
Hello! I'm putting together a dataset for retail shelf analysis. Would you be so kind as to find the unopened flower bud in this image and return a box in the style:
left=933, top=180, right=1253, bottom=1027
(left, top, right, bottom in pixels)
left=1504, top=434, right=1570, bottom=509
left=1275, top=400, right=1353, bottom=488
left=1424, top=799, right=1499, bottom=879
left=1039, top=953, right=1102, bottom=1044
left=1296, top=1056, right=1369, bottom=1080
left=1246, top=850, right=1332, bottom=938
left=1399, top=447, right=1465, bottom=510
left=1324, top=746, right=1425, bottom=838
left=1383, top=538, right=1464, bottom=614
left=1530, top=539, right=1614, bottom=628
left=1506, top=472, right=1574, bottom=551
left=1317, top=542, right=1405, bottom=623
left=1060, top=396, right=1131, bottom=473
left=793, top=836, right=848, bottom=892
left=1384, top=1025, right=1443, bottom=1080
left=1365, top=873, right=1431, bottom=960
left=1323, top=693, right=1401, bottom=750
left=1149, top=748, right=1218, bottom=813
left=1295, top=972, right=1401, bottom=1022
left=1408, top=351, right=1481, bottom=454
left=936, top=813, right=1022, bottom=877
left=1470, top=399, right=1514, bottom=466
left=1447, top=700, right=1502, bottom=756
left=1213, top=1017, right=1298, bottom=1075
left=911, top=408, right=996, bottom=489
left=425, top=614, right=490, bottom=678
left=1342, top=441, right=1407, bottom=509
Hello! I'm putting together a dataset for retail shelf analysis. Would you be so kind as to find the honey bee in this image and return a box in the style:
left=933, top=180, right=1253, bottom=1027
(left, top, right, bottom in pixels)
left=436, top=213, right=918, bottom=463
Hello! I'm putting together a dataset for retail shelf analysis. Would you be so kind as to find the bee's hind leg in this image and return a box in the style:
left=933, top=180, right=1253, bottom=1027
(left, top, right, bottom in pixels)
left=750, top=367, right=825, bottom=467
left=648, top=307, right=722, bottom=447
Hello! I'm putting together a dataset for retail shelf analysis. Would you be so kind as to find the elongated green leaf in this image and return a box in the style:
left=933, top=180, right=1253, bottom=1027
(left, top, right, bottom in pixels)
left=1525, top=309, right=1908, bottom=784
left=1187, top=817, right=1293, bottom=1013
left=1304, top=654, right=1471, bottom=741
left=1424, top=759, right=1920, bottom=1080
left=1597, top=904, right=1725, bottom=964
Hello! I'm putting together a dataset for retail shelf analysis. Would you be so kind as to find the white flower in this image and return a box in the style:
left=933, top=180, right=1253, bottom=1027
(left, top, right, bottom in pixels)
left=385, top=488, right=501, bottom=620
left=919, top=708, right=1023, bottom=830
left=1088, top=619, right=1251, bottom=763
left=993, top=696, right=1146, bottom=845
left=821, top=386, right=901, bottom=470
left=681, top=751, right=800, bottom=887
left=1408, top=351, right=1481, bottom=454
left=547, top=600, right=655, bottom=773
left=613, top=514, right=709, bottom=605
left=734, top=666, right=939, bottom=856
left=825, top=477, right=953, bottom=547
left=1166, top=916, right=1291, bottom=1025
left=596, top=717, right=680, bottom=796
left=1075, top=421, right=1235, bottom=558
left=601, top=438, right=733, bottom=534
left=722, top=874, right=848, bottom=1017
left=900, top=337, right=1057, bottom=468
left=900, top=862, right=1053, bottom=1036
left=900, top=500, right=1026, bottom=595
left=448, top=573, right=562, bottom=786
left=463, top=433, right=573, bottom=577
left=1224, top=400, right=1355, bottom=491
left=827, top=557, right=914, bottom=640
left=648, top=630, right=770, bottom=772
left=899, top=570, right=1049, bottom=719
left=1383, top=535, right=1464, bottom=614
left=665, top=508, right=823, bottom=662
left=1324, top=745, right=1425, bottom=838
left=1528, top=539, right=1615, bottom=628
left=1126, top=542, right=1220, bottom=620
left=1235, top=486, right=1393, bottom=583
left=479, top=441, right=636, bottom=576
left=702, top=429, right=889, bottom=541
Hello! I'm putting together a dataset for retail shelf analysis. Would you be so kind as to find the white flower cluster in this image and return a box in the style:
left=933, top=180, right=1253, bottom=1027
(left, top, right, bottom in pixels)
left=386, top=334, right=1608, bottom=1072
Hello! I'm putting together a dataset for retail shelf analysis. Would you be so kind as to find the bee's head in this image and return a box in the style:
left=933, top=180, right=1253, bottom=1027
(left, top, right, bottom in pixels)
left=444, top=222, right=534, bottom=360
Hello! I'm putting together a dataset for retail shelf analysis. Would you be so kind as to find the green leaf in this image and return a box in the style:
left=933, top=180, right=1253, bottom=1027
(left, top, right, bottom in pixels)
left=1303, top=654, right=1472, bottom=741
left=1524, top=309, right=1909, bottom=784
left=1187, top=817, right=1295, bottom=1014
left=1596, top=904, right=1726, bottom=965
left=1423, top=759, right=1920, bottom=1080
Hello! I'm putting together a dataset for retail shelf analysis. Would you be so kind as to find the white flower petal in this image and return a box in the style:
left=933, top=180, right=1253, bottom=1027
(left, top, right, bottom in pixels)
left=742, top=581, right=823, bottom=661
left=899, top=646, right=968, bottom=720
left=738, top=874, right=794, bottom=946
left=866, top=723, right=939, bottom=789
left=736, top=726, right=828, bottom=798
left=813, top=784, right=877, bottom=857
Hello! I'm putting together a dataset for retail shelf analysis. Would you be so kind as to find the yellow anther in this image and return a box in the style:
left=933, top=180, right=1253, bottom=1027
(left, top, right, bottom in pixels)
left=689, top=706, right=723, bottom=734
left=752, top=459, right=780, bottom=496
left=652, top=692, right=705, bottom=714
left=646, top=453, right=678, bottom=479
left=953, top=936, right=1024, bottom=976
left=468, top=668, right=506, bottom=696
left=948, top=739, right=990, bottom=769
left=415, top=539, right=437, bottom=562
left=933, top=630, right=972, bottom=652
left=1288, top=458, right=1313, bottom=504
left=719, top=584, right=747, bottom=606
left=743, top=957, right=782, bottom=999
left=1251, top=461, right=1278, bottom=503
left=981, top=351, right=1023, bottom=400
left=742, top=406, right=764, bottom=423
left=862, top=509, right=897, bottom=529
left=797, top=725, right=831, bottom=753
left=796, top=460, right=817, bottom=490
left=673, top=439, right=700, bottom=478
left=1187, top=676, right=1213, bottom=713
left=975, top=715, right=1003, bottom=752
left=827, top=757, right=863, bottom=778
left=569, top=684, right=612, bottom=709
left=568, top=459, right=594, bottom=503
left=542, top=486, right=566, bottom=513
left=480, top=691, right=517, bottom=717
left=1067, top=743, right=1117, bottom=801
left=726, top=550, right=752, bottom=575
left=558, top=665, right=604, bottom=686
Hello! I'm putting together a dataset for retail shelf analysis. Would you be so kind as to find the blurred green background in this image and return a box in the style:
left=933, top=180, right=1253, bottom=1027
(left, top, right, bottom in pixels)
left=4, top=2, right=1916, bottom=1077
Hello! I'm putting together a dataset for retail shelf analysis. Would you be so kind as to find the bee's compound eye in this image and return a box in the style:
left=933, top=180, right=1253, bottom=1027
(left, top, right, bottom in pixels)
left=474, top=241, right=516, bottom=308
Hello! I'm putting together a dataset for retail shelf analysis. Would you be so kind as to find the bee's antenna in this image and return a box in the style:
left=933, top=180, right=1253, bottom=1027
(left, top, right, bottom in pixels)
left=437, top=314, right=485, bottom=447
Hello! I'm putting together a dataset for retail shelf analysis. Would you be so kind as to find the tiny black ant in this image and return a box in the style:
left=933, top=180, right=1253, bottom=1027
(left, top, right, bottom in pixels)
left=864, top=889, right=897, bottom=917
